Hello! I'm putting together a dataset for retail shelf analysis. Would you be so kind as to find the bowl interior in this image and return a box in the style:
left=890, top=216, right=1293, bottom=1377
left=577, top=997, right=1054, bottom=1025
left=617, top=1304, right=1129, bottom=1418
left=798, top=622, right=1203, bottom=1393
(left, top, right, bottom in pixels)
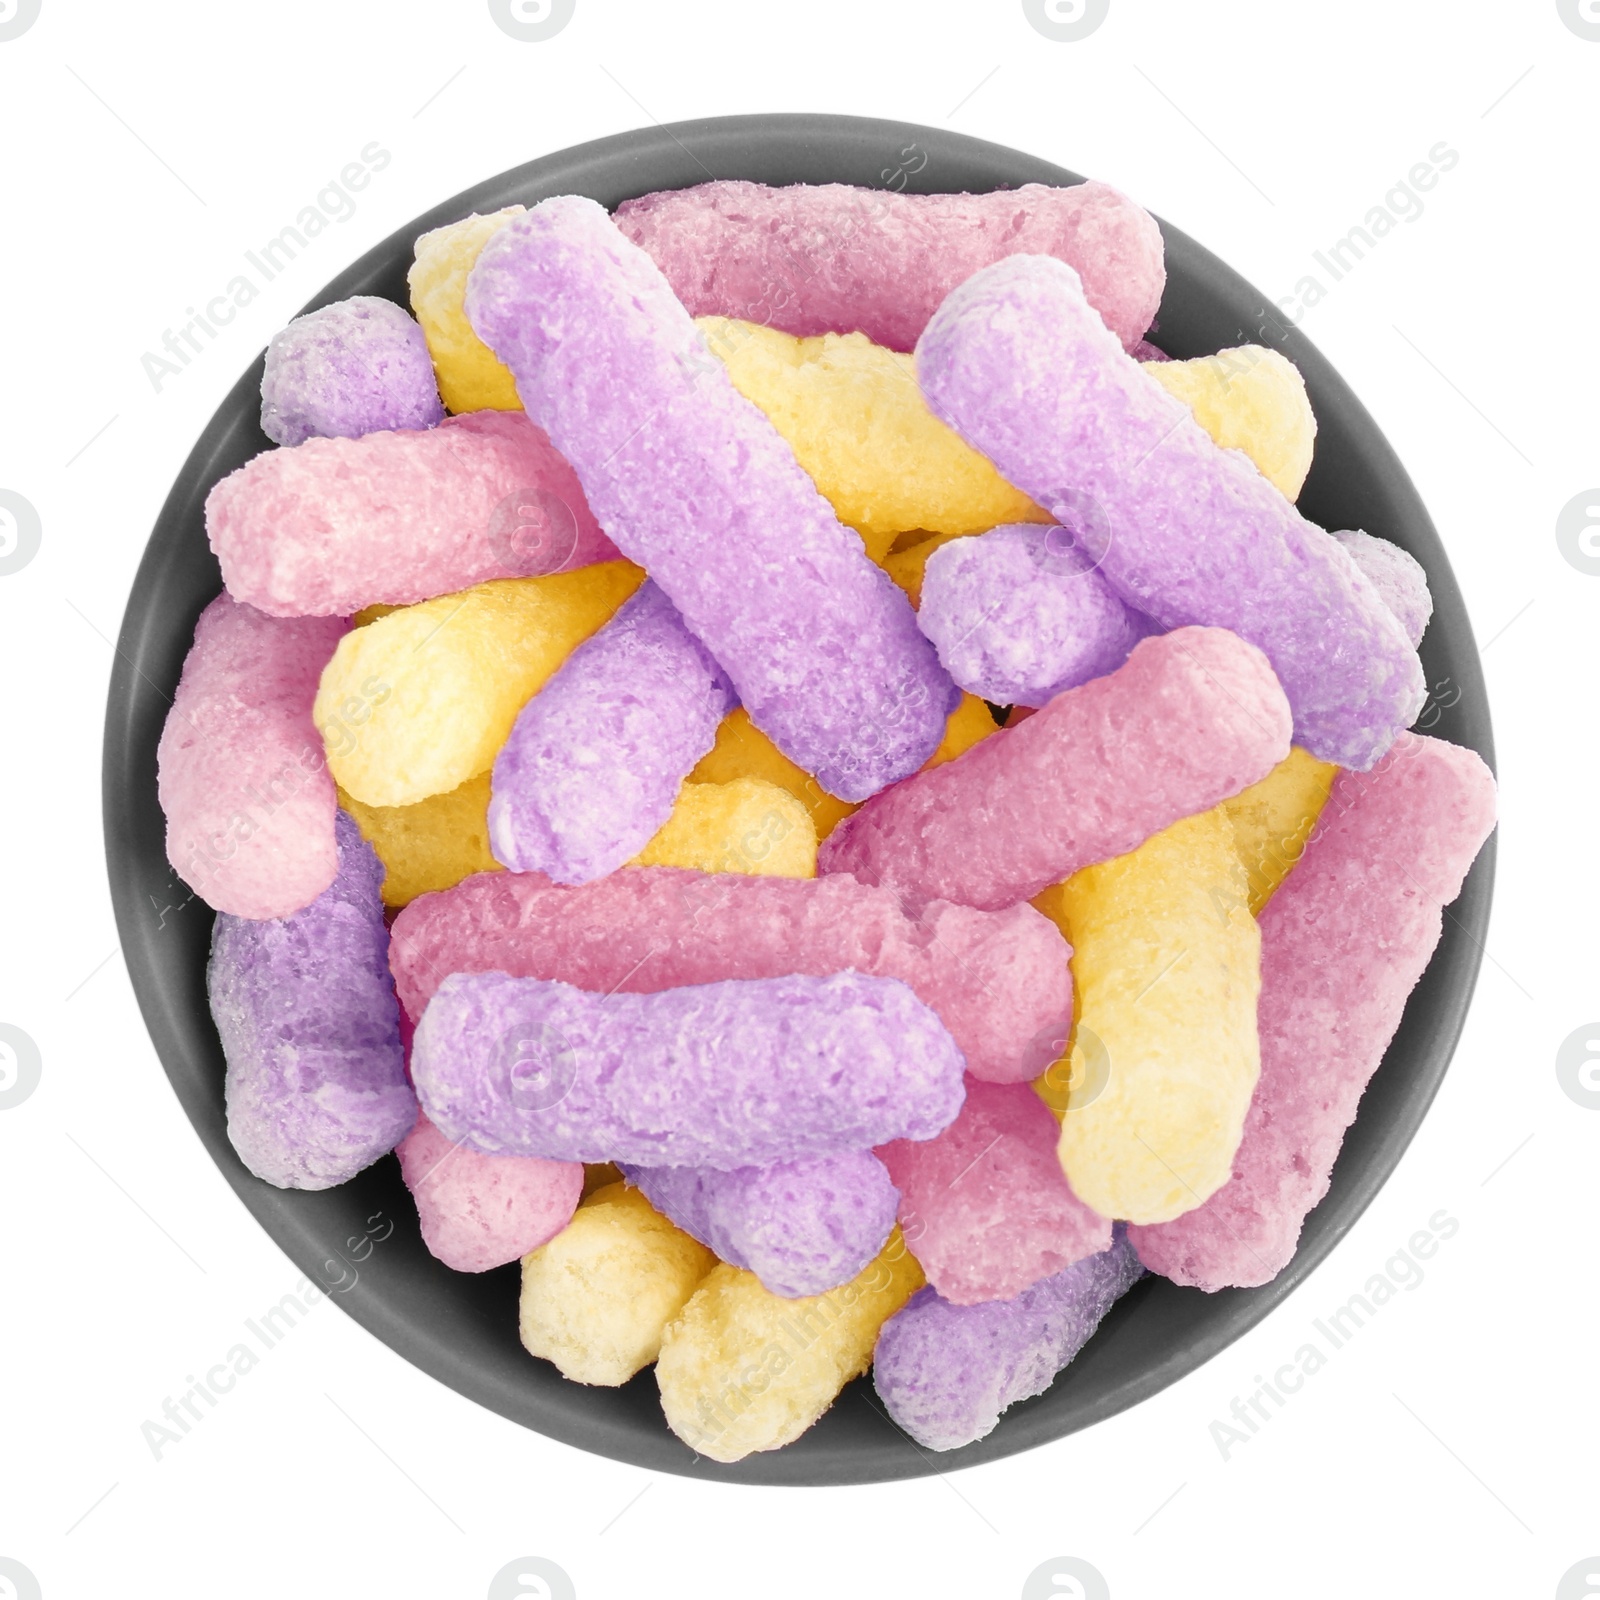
left=103, top=114, right=1495, bottom=1485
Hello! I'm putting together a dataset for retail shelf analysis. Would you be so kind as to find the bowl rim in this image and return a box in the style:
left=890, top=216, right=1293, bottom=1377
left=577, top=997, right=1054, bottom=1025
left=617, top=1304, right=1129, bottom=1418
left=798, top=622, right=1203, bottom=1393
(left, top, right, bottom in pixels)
left=102, top=112, right=1496, bottom=1486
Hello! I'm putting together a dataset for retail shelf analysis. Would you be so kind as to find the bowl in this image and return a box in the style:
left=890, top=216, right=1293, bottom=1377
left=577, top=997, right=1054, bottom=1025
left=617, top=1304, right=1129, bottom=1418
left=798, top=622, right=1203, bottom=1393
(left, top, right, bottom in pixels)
left=102, top=113, right=1495, bottom=1485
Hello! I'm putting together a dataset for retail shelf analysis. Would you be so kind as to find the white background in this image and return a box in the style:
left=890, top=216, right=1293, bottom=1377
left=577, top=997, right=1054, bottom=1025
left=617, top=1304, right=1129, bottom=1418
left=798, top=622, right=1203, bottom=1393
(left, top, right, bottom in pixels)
left=1, top=2, right=1594, bottom=1596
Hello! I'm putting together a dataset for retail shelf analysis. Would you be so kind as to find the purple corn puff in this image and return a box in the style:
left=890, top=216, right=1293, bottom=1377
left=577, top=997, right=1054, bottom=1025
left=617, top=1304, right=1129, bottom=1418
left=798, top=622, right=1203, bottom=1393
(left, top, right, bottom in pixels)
left=389, top=868, right=1071, bottom=1087
left=209, top=810, right=415, bottom=1190
left=915, top=256, right=1427, bottom=770
left=464, top=194, right=958, bottom=802
left=872, top=1228, right=1145, bottom=1451
left=488, top=580, right=735, bottom=882
left=260, top=296, right=444, bottom=446
left=411, top=969, right=966, bottom=1168
left=1333, top=530, right=1433, bottom=647
left=617, top=1151, right=900, bottom=1298
left=917, top=523, right=1158, bottom=707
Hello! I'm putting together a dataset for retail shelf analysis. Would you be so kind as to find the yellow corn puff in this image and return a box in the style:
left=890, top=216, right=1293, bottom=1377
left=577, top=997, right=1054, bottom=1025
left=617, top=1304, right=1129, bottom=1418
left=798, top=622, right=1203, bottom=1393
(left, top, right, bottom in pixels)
left=630, top=777, right=817, bottom=878
left=582, top=1163, right=623, bottom=1198
left=1222, top=746, right=1339, bottom=914
left=700, top=316, right=1047, bottom=561
left=1039, top=808, right=1262, bottom=1224
left=407, top=208, right=526, bottom=413
left=881, top=530, right=966, bottom=609
left=656, top=1229, right=924, bottom=1462
left=342, top=698, right=928, bottom=900
left=929, top=690, right=1001, bottom=764
left=315, top=563, right=644, bottom=808
left=1144, top=346, right=1316, bottom=501
left=689, top=708, right=858, bottom=840
left=339, top=772, right=499, bottom=909
left=519, top=1183, right=716, bottom=1387
left=688, top=694, right=997, bottom=842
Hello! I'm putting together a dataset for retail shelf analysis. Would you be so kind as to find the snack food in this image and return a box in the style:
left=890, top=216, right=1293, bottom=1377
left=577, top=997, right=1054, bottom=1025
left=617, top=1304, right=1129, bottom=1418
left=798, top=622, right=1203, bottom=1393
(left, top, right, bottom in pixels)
left=1333, top=529, right=1433, bottom=647
left=519, top=1181, right=716, bottom=1384
left=689, top=707, right=861, bottom=840
left=208, top=811, right=413, bottom=1189
left=686, top=692, right=999, bottom=843
left=464, top=194, right=957, bottom=800
left=207, top=410, right=620, bottom=617
left=818, top=626, right=1292, bottom=911
left=389, top=867, right=1071, bottom=1085
left=915, top=523, right=1157, bottom=706
left=259, top=295, right=444, bottom=446
left=915, top=255, right=1426, bottom=768
left=619, top=1151, right=899, bottom=1299
left=630, top=778, right=817, bottom=878
left=614, top=179, right=1165, bottom=353
left=1141, top=345, right=1315, bottom=501
left=707, top=325, right=1326, bottom=571
left=878, top=1078, right=1110, bottom=1305
left=341, top=772, right=498, bottom=908
left=314, top=562, right=644, bottom=808
left=392, top=762, right=823, bottom=1262
left=397, top=1110, right=581, bottom=1272
left=488, top=580, right=735, bottom=882
left=699, top=316, right=1045, bottom=560
left=348, top=689, right=995, bottom=911
left=162, top=163, right=1498, bottom=1464
left=411, top=970, right=967, bottom=1166
left=408, top=207, right=526, bottom=412
left=880, top=344, right=1319, bottom=609
left=1221, top=747, right=1338, bottom=915
left=1127, top=733, right=1496, bottom=1287
left=873, top=1229, right=1145, bottom=1451
left=1035, top=807, right=1262, bottom=1224
left=656, top=1229, right=924, bottom=1461
left=882, top=529, right=968, bottom=609
left=158, top=594, right=346, bottom=918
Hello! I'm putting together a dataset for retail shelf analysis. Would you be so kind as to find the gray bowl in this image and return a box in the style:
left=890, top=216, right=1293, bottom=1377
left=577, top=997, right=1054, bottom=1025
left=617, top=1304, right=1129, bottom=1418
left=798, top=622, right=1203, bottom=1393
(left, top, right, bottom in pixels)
left=102, top=114, right=1495, bottom=1485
